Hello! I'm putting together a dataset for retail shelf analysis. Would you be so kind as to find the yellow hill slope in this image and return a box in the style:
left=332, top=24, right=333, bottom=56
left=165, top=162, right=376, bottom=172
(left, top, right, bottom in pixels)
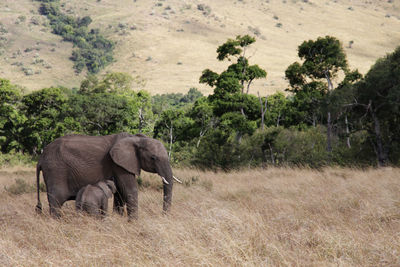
left=0, top=0, right=399, bottom=94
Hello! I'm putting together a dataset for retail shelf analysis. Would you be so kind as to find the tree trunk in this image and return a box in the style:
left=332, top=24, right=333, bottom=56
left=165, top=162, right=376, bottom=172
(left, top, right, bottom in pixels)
left=345, top=115, right=351, bottom=148
left=138, top=108, right=144, bottom=133
left=276, top=112, right=281, bottom=127
left=196, top=129, right=206, bottom=148
left=325, top=71, right=333, bottom=155
left=327, top=111, right=332, bottom=153
left=312, top=114, right=316, bottom=128
left=240, top=107, right=246, bottom=118
left=258, top=92, right=267, bottom=131
left=269, top=143, right=275, bottom=165
left=168, top=122, right=173, bottom=160
left=325, top=71, right=334, bottom=91
left=370, top=108, right=388, bottom=167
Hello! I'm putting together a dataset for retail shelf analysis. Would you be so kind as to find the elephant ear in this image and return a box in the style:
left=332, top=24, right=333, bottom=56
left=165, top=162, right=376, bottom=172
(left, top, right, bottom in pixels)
left=109, top=137, right=141, bottom=176
left=97, top=181, right=113, bottom=199
left=106, top=180, right=117, bottom=194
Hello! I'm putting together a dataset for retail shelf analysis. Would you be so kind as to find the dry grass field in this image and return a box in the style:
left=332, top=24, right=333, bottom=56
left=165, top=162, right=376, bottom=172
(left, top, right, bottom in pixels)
left=0, top=0, right=400, bottom=94
left=0, top=166, right=399, bottom=266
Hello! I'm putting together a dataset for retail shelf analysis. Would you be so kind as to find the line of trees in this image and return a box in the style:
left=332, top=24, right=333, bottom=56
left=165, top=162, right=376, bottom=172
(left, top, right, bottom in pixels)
left=1, top=35, right=399, bottom=169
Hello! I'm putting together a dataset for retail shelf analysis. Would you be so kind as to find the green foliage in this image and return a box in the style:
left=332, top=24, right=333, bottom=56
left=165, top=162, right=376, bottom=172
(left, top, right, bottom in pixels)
left=199, top=69, right=219, bottom=87
left=0, top=73, right=154, bottom=156
left=216, top=35, right=255, bottom=61
left=192, top=129, right=240, bottom=170
left=36, top=0, right=114, bottom=73
left=285, top=62, right=306, bottom=91
left=352, top=46, right=400, bottom=164
left=274, top=126, right=329, bottom=167
left=153, top=108, right=195, bottom=161
left=21, top=87, right=71, bottom=153
left=200, top=35, right=266, bottom=97
left=79, top=72, right=134, bottom=94
left=239, top=126, right=331, bottom=168
left=1, top=39, right=399, bottom=170
left=262, top=92, right=292, bottom=127
left=200, top=34, right=266, bottom=131
left=0, top=79, right=26, bottom=152
left=152, top=87, right=203, bottom=114
left=297, top=36, right=348, bottom=82
left=0, top=151, right=35, bottom=167
left=286, top=35, right=348, bottom=94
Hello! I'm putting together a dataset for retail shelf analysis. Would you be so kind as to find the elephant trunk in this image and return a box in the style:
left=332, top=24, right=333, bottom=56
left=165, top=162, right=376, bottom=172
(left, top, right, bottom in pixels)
left=158, top=163, right=173, bottom=213
left=163, top=179, right=173, bottom=212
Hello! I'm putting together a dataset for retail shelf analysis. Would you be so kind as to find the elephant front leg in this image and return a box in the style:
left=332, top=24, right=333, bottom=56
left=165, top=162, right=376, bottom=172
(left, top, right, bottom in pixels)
left=126, top=187, right=138, bottom=220
left=113, top=166, right=139, bottom=220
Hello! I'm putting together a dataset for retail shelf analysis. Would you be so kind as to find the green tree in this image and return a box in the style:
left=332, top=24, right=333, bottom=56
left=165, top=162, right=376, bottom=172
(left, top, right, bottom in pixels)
left=153, top=109, right=194, bottom=160
left=194, top=35, right=267, bottom=169
left=72, top=78, right=154, bottom=136
left=264, top=92, right=290, bottom=127
left=21, top=87, right=72, bottom=154
left=0, top=79, right=26, bottom=152
left=152, top=88, right=203, bottom=115
left=200, top=35, right=267, bottom=117
left=285, top=36, right=353, bottom=153
left=189, top=97, right=215, bottom=147
left=79, top=72, right=134, bottom=94
left=351, top=46, right=400, bottom=166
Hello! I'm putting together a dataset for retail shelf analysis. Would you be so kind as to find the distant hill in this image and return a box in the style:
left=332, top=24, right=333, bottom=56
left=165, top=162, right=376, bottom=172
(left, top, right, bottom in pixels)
left=0, top=0, right=399, bottom=95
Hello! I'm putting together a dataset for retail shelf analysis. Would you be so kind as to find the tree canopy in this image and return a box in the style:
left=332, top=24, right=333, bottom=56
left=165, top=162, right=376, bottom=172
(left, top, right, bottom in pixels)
left=1, top=37, right=399, bottom=169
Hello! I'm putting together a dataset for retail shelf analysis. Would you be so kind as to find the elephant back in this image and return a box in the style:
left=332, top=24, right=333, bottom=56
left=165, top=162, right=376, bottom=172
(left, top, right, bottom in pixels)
left=39, top=134, right=119, bottom=188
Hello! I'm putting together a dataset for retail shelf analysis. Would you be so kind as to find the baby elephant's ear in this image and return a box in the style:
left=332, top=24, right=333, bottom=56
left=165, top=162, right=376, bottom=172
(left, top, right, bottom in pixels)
left=106, top=180, right=117, bottom=194
left=98, top=181, right=113, bottom=198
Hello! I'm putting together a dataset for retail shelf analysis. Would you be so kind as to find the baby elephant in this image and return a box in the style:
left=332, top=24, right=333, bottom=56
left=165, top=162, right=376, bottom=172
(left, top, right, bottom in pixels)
left=75, top=180, right=116, bottom=217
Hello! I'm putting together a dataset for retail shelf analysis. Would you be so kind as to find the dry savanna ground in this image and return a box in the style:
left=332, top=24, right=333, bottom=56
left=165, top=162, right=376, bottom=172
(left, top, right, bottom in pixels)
left=0, top=166, right=399, bottom=266
left=0, top=0, right=400, bottom=94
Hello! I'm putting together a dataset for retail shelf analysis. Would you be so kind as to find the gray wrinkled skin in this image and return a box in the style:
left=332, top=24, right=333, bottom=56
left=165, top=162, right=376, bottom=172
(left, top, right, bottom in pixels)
left=36, top=133, right=174, bottom=220
left=75, top=180, right=117, bottom=217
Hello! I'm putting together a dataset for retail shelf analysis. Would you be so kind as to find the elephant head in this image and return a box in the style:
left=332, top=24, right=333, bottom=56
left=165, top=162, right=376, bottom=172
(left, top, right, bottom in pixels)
left=109, top=134, right=174, bottom=212
left=97, top=180, right=117, bottom=198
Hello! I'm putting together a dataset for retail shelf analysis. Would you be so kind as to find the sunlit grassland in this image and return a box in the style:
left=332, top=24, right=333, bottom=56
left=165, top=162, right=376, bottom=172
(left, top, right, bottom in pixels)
left=0, top=166, right=399, bottom=266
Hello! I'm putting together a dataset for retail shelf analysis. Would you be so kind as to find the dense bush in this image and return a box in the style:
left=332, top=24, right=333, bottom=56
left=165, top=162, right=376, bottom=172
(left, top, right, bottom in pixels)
left=36, top=0, right=114, bottom=73
left=0, top=73, right=154, bottom=155
left=0, top=152, right=35, bottom=167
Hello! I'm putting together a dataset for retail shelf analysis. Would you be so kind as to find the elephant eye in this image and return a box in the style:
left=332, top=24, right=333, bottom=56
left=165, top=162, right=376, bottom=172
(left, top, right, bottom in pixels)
left=151, top=155, right=157, bottom=161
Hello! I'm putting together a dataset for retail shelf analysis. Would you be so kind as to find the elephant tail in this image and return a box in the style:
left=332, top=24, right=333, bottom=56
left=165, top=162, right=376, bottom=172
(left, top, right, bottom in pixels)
left=35, top=163, right=42, bottom=214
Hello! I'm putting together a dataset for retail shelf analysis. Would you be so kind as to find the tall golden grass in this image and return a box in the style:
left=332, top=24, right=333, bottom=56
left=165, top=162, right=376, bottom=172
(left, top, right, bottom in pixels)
left=0, top=167, right=399, bottom=266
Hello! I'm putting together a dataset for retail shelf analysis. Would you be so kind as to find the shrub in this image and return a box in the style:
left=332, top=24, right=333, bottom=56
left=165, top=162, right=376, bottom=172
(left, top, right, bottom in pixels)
left=197, top=4, right=211, bottom=16
left=0, top=152, right=35, bottom=167
left=4, top=178, right=46, bottom=195
left=36, top=0, right=114, bottom=73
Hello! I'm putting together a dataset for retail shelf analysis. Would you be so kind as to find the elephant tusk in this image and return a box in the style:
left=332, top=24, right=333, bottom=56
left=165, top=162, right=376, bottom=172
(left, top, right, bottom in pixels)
left=173, top=176, right=183, bottom=184
left=161, top=176, right=169, bottom=184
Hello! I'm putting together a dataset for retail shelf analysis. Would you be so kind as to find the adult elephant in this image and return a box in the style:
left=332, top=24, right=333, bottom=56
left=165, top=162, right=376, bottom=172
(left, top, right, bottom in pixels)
left=36, top=133, right=179, bottom=220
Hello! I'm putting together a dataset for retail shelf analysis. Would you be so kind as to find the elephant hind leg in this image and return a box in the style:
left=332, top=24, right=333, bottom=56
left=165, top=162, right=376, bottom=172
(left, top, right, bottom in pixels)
left=47, top=190, right=70, bottom=218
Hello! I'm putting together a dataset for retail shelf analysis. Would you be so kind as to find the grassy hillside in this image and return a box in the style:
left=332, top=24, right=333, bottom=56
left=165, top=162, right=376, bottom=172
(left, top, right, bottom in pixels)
left=0, top=0, right=400, bottom=94
left=0, top=167, right=399, bottom=265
